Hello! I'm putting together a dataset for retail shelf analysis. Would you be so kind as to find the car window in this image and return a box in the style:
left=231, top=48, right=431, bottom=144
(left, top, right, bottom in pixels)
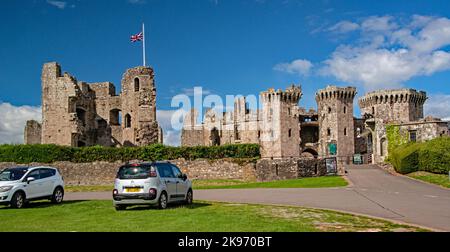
left=40, top=169, right=55, bottom=179
left=171, top=165, right=182, bottom=179
left=117, top=165, right=151, bottom=180
left=156, top=164, right=175, bottom=178
left=0, top=168, right=28, bottom=181
left=26, top=169, right=41, bottom=180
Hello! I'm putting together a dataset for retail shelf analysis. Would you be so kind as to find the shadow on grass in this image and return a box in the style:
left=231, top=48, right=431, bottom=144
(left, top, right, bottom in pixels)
left=124, top=202, right=211, bottom=211
left=0, top=200, right=87, bottom=210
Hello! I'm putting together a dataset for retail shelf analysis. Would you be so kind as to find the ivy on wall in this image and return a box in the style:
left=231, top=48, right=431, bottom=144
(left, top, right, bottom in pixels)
left=386, top=124, right=409, bottom=156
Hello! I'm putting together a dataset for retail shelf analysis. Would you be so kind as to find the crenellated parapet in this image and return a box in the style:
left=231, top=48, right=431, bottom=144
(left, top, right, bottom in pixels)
left=315, top=85, right=357, bottom=102
left=260, top=84, right=302, bottom=104
left=358, top=89, right=427, bottom=109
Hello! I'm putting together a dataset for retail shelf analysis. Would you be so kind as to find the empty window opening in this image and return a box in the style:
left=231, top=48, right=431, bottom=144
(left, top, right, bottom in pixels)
left=343, top=107, right=346, bottom=114
left=344, top=128, right=347, bottom=136
left=288, top=129, right=292, bottom=137
left=328, top=107, right=332, bottom=113
left=327, top=128, right=331, bottom=136
left=125, top=114, right=132, bottom=128
left=134, top=78, right=140, bottom=92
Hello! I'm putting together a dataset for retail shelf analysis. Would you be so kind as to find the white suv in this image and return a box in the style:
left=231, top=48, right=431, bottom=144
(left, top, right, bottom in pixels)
left=113, top=161, right=193, bottom=210
left=0, top=166, right=65, bottom=208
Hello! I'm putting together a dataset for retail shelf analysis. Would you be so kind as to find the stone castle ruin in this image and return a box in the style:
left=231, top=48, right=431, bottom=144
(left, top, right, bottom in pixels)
left=24, top=62, right=163, bottom=147
left=181, top=85, right=449, bottom=167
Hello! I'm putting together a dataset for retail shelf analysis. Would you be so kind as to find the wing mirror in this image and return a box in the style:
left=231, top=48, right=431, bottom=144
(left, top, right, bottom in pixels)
left=26, top=177, right=35, bottom=184
left=182, top=174, right=188, bottom=181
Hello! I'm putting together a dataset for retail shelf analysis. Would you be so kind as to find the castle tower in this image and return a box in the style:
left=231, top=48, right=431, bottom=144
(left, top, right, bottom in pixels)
left=260, top=85, right=302, bottom=159
left=120, top=66, right=160, bottom=146
left=358, top=89, right=427, bottom=123
left=316, top=86, right=357, bottom=167
left=358, top=89, right=427, bottom=163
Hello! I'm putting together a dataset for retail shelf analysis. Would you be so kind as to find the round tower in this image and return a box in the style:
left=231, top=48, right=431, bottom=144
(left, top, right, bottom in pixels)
left=358, top=89, right=427, bottom=123
left=120, top=66, right=160, bottom=146
left=315, top=86, right=357, bottom=168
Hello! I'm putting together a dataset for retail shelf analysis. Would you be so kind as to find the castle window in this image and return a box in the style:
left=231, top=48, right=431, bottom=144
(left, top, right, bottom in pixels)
left=409, top=130, right=417, bottom=142
left=327, top=128, right=331, bottom=136
left=134, top=78, right=140, bottom=92
left=344, top=128, right=347, bottom=136
left=258, top=131, right=261, bottom=139
left=110, top=109, right=122, bottom=126
left=288, top=129, right=292, bottom=137
left=343, top=107, right=346, bottom=114
left=328, top=107, right=332, bottom=113
left=124, top=114, right=132, bottom=128
left=76, top=108, right=86, bottom=126
left=372, top=107, right=375, bottom=115
left=234, top=125, right=240, bottom=140
left=245, top=102, right=250, bottom=114
left=288, top=108, right=291, bottom=116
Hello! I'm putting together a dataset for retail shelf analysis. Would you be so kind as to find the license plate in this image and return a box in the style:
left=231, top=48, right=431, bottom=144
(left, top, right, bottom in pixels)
left=125, top=188, right=141, bottom=193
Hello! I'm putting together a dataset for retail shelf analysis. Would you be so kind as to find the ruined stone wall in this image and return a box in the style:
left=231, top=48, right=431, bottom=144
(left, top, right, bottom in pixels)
left=396, top=119, right=450, bottom=142
left=27, top=63, right=161, bottom=147
left=24, top=120, right=42, bottom=145
left=255, top=158, right=327, bottom=181
left=120, top=67, right=160, bottom=146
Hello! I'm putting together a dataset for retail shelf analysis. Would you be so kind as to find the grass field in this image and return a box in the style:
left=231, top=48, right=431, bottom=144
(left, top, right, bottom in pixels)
left=65, top=176, right=348, bottom=192
left=407, top=171, right=450, bottom=188
left=0, top=200, right=425, bottom=232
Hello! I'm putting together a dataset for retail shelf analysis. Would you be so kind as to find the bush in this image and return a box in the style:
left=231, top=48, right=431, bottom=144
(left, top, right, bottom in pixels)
left=388, top=137, right=450, bottom=175
left=0, top=143, right=260, bottom=163
left=418, top=137, right=450, bottom=174
left=389, top=143, right=420, bottom=174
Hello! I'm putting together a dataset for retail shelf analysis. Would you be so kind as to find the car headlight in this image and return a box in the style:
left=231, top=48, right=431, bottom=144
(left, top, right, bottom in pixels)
left=0, top=186, right=13, bottom=192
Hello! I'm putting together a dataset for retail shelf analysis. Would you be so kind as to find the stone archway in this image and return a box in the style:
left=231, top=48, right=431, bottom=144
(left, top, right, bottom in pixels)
left=210, top=127, right=220, bottom=146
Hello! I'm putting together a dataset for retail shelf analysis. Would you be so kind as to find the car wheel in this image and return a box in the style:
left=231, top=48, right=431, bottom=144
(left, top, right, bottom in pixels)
left=11, top=192, right=25, bottom=209
left=185, top=189, right=193, bottom=205
left=115, top=205, right=127, bottom=211
left=51, top=187, right=64, bottom=204
left=158, top=192, right=168, bottom=209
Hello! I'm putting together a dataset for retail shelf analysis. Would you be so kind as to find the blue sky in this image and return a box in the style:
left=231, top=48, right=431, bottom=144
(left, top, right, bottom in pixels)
left=1, top=0, right=450, bottom=145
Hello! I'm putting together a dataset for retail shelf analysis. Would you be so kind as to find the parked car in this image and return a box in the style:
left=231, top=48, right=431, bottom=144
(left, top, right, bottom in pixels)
left=0, top=166, right=65, bottom=208
left=113, top=161, right=193, bottom=210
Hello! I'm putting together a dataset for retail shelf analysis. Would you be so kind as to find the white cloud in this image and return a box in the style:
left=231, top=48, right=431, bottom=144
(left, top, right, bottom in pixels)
left=424, top=94, right=450, bottom=120
left=327, top=21, right=359, bottom=34
left=46, top=0, right=67, bottom=9
left=156, top=110, right=182, bottom=146
left=320, top=15, right=450, bottom=91
left=0, top=103, right=41, bottom=144
left=274, top=59, right=313, bottom=76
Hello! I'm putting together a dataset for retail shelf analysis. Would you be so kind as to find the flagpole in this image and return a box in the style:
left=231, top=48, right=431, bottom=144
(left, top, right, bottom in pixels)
left=142, top=22, right=146, bottom=67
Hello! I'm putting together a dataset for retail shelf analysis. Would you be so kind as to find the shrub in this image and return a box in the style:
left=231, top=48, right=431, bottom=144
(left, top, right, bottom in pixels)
left=0, top=143, right=260, bottom=163
left=418, top=137, right=450, bottom=174
left=389, top=143, right=420, bottom=174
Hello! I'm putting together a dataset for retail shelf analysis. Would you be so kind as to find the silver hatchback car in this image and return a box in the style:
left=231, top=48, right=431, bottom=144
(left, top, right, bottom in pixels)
left=112, top=161, right=193, bottom=210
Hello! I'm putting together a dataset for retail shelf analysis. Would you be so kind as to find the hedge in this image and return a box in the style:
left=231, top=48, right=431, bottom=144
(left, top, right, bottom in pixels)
left=388, top=137, right=450, bottom=174
left=0, top=144, right=260, bottom=163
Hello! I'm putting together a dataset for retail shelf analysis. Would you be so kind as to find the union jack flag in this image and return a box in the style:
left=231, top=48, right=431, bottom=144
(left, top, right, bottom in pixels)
left=130, top=32, right=143, bottom=42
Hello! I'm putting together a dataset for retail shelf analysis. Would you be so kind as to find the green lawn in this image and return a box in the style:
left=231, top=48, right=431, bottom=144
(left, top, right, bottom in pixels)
left=65, top=176, right=348, bottom=192
left=407, top=171, right=450, bottom=188
left=0, top=200, right=426, bottom=232
left=194, top=176, right=348, bottom=189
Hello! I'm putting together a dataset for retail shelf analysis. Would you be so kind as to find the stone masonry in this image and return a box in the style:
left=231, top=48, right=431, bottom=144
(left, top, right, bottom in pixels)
left=24, top=62, right=163, bottom=147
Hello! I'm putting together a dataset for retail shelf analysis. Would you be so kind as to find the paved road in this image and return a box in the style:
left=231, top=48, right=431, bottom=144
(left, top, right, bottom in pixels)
left=66, top=165, right=450, bottom=231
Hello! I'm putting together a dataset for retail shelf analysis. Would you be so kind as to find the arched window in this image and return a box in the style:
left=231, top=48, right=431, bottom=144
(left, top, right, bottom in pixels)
left=134, top=78, right=140, bottom=92
left=124, top=114, right=131, bottom=128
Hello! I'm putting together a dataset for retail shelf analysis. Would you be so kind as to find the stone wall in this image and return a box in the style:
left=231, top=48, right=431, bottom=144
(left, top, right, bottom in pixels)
left=0, top=159, right=258, bottom=185
left=24, top=120, right=42, bottom=144
left=255, top=158, right=327, bottom=181
left=0, top=157, right=332, bottom=185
